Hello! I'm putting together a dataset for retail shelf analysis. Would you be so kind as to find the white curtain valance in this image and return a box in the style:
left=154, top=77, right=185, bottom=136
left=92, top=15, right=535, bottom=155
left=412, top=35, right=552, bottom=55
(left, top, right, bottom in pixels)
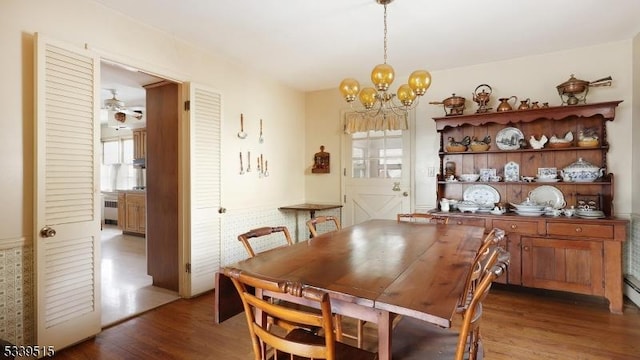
left=343, top=112, right=408, bottom=134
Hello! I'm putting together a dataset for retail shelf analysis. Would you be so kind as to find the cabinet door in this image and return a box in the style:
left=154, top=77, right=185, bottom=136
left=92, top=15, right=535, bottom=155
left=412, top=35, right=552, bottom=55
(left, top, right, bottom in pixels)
left=521, top=237, right=603, bottom=296
left=124, top=193, right=146, bottom=234
left=125, top=197, right=139, bottom=233
left=133, top=129, right=147, bottom=159
left=139, top=129, right=146, bottom=159
left=132, top=130, right=141, bottom=159
left=117, top=192, right=126, bottom=229
left=137, top=196, right=146, bottom=234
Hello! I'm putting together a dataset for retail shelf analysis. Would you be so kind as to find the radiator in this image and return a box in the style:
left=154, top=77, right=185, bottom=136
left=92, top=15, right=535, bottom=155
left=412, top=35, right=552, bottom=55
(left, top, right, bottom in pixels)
left=103, top=199, right=118, bottom=225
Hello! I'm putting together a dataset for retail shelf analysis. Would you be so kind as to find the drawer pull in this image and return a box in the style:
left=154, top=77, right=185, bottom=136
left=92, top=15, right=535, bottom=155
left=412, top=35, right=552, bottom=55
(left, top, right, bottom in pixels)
left=575, top=227, right=582, bottom=233
left=510, top=224, right=517, bottom=229
left=523, top=246, right=529, bottom=251
left=457, top=220, right=463, bottom=225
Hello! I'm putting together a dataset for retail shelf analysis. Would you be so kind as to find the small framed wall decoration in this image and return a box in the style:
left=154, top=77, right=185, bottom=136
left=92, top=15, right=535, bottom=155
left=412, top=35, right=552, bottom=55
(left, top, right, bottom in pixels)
left=312, top=145, right=330, bottom=173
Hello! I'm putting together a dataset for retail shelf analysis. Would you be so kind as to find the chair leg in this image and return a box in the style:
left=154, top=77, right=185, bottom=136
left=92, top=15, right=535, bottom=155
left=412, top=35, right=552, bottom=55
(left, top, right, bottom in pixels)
left=334, top=314, right=344, bottom=342
left=469, top=327, right=480, bottom=360
left=334, top=315, right=365, bottom=349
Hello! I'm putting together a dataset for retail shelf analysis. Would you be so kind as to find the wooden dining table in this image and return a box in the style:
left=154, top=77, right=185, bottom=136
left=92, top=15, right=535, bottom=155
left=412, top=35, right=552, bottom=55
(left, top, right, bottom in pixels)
left=215, top=219, right=485, bottom=360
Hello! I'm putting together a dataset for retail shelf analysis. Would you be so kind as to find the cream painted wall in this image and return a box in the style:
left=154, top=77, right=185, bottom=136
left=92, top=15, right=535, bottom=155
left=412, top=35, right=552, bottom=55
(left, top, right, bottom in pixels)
left=633, top=34, right=640, bottom=214
left=306, top=40, right=635, bottom=217
left=304, top=90, right=345, bottom=203
left=629, top=33, right=640, bottom=283
left=0, top=0, right=306, bottom=244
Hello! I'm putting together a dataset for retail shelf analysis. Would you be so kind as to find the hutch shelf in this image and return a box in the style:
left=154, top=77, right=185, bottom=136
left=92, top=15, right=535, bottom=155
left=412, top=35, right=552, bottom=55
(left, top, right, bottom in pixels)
left=432, top=100, right=628, bottom=313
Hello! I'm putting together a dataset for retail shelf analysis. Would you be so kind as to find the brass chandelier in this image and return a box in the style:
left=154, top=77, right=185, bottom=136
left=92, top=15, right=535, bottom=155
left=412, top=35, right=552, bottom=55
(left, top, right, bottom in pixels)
left=339, top=0, right=431, bottom=118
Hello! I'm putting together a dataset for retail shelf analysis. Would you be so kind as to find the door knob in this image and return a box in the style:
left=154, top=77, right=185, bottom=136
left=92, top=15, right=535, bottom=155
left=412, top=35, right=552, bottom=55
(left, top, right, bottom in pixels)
left=218, top=207, right=227, bottom=214
left=40, top=226, right=56, bottom=238
left=402, top=192, right=409, bottom=197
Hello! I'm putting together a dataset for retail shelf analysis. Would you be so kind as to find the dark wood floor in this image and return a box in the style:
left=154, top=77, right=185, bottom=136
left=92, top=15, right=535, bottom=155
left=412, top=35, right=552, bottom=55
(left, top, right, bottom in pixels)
left=52, top=285, right=640, bottom=359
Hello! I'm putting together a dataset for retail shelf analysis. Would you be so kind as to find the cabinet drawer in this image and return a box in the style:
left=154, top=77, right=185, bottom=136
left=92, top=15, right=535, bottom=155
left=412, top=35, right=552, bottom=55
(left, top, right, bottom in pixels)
left=493, top=219, right=538, bottom=234
left=547, top=223, right=614, bottom=239
left=450, top=217, right=485, bottom=228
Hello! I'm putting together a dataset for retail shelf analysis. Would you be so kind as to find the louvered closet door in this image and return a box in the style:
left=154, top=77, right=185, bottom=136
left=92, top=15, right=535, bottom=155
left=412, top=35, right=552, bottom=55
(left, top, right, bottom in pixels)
left=34, top=33, right=101, bottom=349
left=184, top=83, right=222, bottom=296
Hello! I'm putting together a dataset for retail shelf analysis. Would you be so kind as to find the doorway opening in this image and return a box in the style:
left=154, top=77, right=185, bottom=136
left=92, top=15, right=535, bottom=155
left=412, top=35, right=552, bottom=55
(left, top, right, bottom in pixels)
left=99, top=60, right=179, bottom=327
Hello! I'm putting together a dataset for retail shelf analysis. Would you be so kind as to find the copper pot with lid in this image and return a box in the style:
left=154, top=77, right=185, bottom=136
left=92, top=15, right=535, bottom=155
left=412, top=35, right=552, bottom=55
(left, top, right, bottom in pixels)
left=430, top=93, right=466, bottom=116
left=556, top=74, right=612, bottom=105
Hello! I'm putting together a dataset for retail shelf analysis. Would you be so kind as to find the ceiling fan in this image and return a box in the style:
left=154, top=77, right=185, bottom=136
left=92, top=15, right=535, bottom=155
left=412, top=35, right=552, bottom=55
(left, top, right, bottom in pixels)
left=103, top=89, right=144, bottom=121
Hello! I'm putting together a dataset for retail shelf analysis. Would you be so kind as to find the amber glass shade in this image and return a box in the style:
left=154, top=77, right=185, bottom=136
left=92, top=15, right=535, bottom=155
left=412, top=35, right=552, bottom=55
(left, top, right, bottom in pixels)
left=339, top=78, right=360, bottom=102
left=371, top=64, right=395, bottom=91
left=408, top=70, right=432, bottom=96
left=396, top=84, right=416, bottom=106
left=358, top=87, right=378, bottom=109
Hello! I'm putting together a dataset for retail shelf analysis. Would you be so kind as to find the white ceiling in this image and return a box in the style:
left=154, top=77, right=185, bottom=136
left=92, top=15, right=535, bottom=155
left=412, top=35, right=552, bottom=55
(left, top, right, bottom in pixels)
left=96, top=0, right=640, bottom=100
left=100, top=61, right=162, bottom=111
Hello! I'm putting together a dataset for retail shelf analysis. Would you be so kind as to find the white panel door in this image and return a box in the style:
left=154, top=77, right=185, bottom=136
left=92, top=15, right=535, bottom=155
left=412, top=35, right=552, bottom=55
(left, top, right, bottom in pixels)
left=342, top=115, right=412, bottom=227
left=182, top=82, right=222, bottom=296
left=34, top=33, right=101, bottom=349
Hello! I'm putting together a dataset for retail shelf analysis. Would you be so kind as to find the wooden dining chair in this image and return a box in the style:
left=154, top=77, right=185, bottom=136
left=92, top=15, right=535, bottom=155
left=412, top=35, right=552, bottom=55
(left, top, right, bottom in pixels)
left=237, top=225, right=321, bottom=334
left=397, top=213, right=449, bottom=224
left=237, top=225, right=356, bottom=345
left=223, top=267, right=378, bottom=360
left=237, top=226, right=293, bottom=258
left=456, top=228, right=506, bottom=315
left=391, top=247, right=510, bottom=360
left=306, top=215, right=341, bottom=237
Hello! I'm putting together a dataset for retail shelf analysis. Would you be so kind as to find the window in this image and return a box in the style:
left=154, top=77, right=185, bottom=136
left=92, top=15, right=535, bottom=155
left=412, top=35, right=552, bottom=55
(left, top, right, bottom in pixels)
left=122, top=138, right=133, bottom=164
left=351, top=130, right=403, bottom=179
left=100, top=137, right=135, bottom=191
left=102, top=140, right=119, bottom=165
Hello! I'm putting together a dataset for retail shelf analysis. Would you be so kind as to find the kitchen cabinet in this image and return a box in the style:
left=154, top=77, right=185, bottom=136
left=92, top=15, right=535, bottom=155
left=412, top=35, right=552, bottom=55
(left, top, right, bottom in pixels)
left=118, top=191, right=146, bottom=236
left=117, top=192, right=125, bottom=229
left=431, top=101, right=628, bottom=313
left=133, top=128, right=147, bottom=160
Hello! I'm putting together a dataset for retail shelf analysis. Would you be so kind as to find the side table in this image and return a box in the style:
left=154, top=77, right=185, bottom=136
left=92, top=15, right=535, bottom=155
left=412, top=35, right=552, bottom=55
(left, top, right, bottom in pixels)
left=278, top=203, right=343, bottom=241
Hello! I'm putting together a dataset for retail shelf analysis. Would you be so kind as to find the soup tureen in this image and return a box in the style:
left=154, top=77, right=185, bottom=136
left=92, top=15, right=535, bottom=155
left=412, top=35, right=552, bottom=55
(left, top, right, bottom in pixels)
left=560, top=158, right=604, bottom=182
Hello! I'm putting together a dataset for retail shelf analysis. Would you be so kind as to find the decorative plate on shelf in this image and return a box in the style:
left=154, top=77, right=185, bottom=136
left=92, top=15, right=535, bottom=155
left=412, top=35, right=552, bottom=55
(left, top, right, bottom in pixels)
left=496, top=127, right=524, bottom=150
left=463, top=185, right=500, bottom=206
left=528, top=185, right=566, bottom=209
left=576, top=210, right=606, bottom=219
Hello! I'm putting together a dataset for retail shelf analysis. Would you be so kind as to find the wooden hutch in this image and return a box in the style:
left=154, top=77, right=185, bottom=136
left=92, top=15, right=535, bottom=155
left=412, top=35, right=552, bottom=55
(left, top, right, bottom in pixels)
left=432, top=101, right=628, bottom=313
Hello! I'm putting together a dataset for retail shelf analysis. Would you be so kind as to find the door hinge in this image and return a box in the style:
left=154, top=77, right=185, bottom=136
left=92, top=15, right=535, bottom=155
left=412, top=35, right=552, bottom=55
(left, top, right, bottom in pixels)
left=186, top=262, right=191, bottom=273
left=184, top=100, right=190, bottom=111
left=343, top=194, right=346, bottom=203
left=343, top=168, right=346, bottom=176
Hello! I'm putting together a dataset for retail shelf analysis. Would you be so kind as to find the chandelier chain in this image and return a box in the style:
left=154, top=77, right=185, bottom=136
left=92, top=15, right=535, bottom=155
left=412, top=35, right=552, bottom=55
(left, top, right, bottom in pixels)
left=338, top=0, right=431, bottom=118
left=383, top=3, right=388, bottom=64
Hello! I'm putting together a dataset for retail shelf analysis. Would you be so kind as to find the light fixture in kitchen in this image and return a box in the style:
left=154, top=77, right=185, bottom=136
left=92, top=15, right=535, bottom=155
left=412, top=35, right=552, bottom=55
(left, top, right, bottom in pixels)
left=103, top=89, right=144, bottom=121
left=338, top=0, right=431, bottom=119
